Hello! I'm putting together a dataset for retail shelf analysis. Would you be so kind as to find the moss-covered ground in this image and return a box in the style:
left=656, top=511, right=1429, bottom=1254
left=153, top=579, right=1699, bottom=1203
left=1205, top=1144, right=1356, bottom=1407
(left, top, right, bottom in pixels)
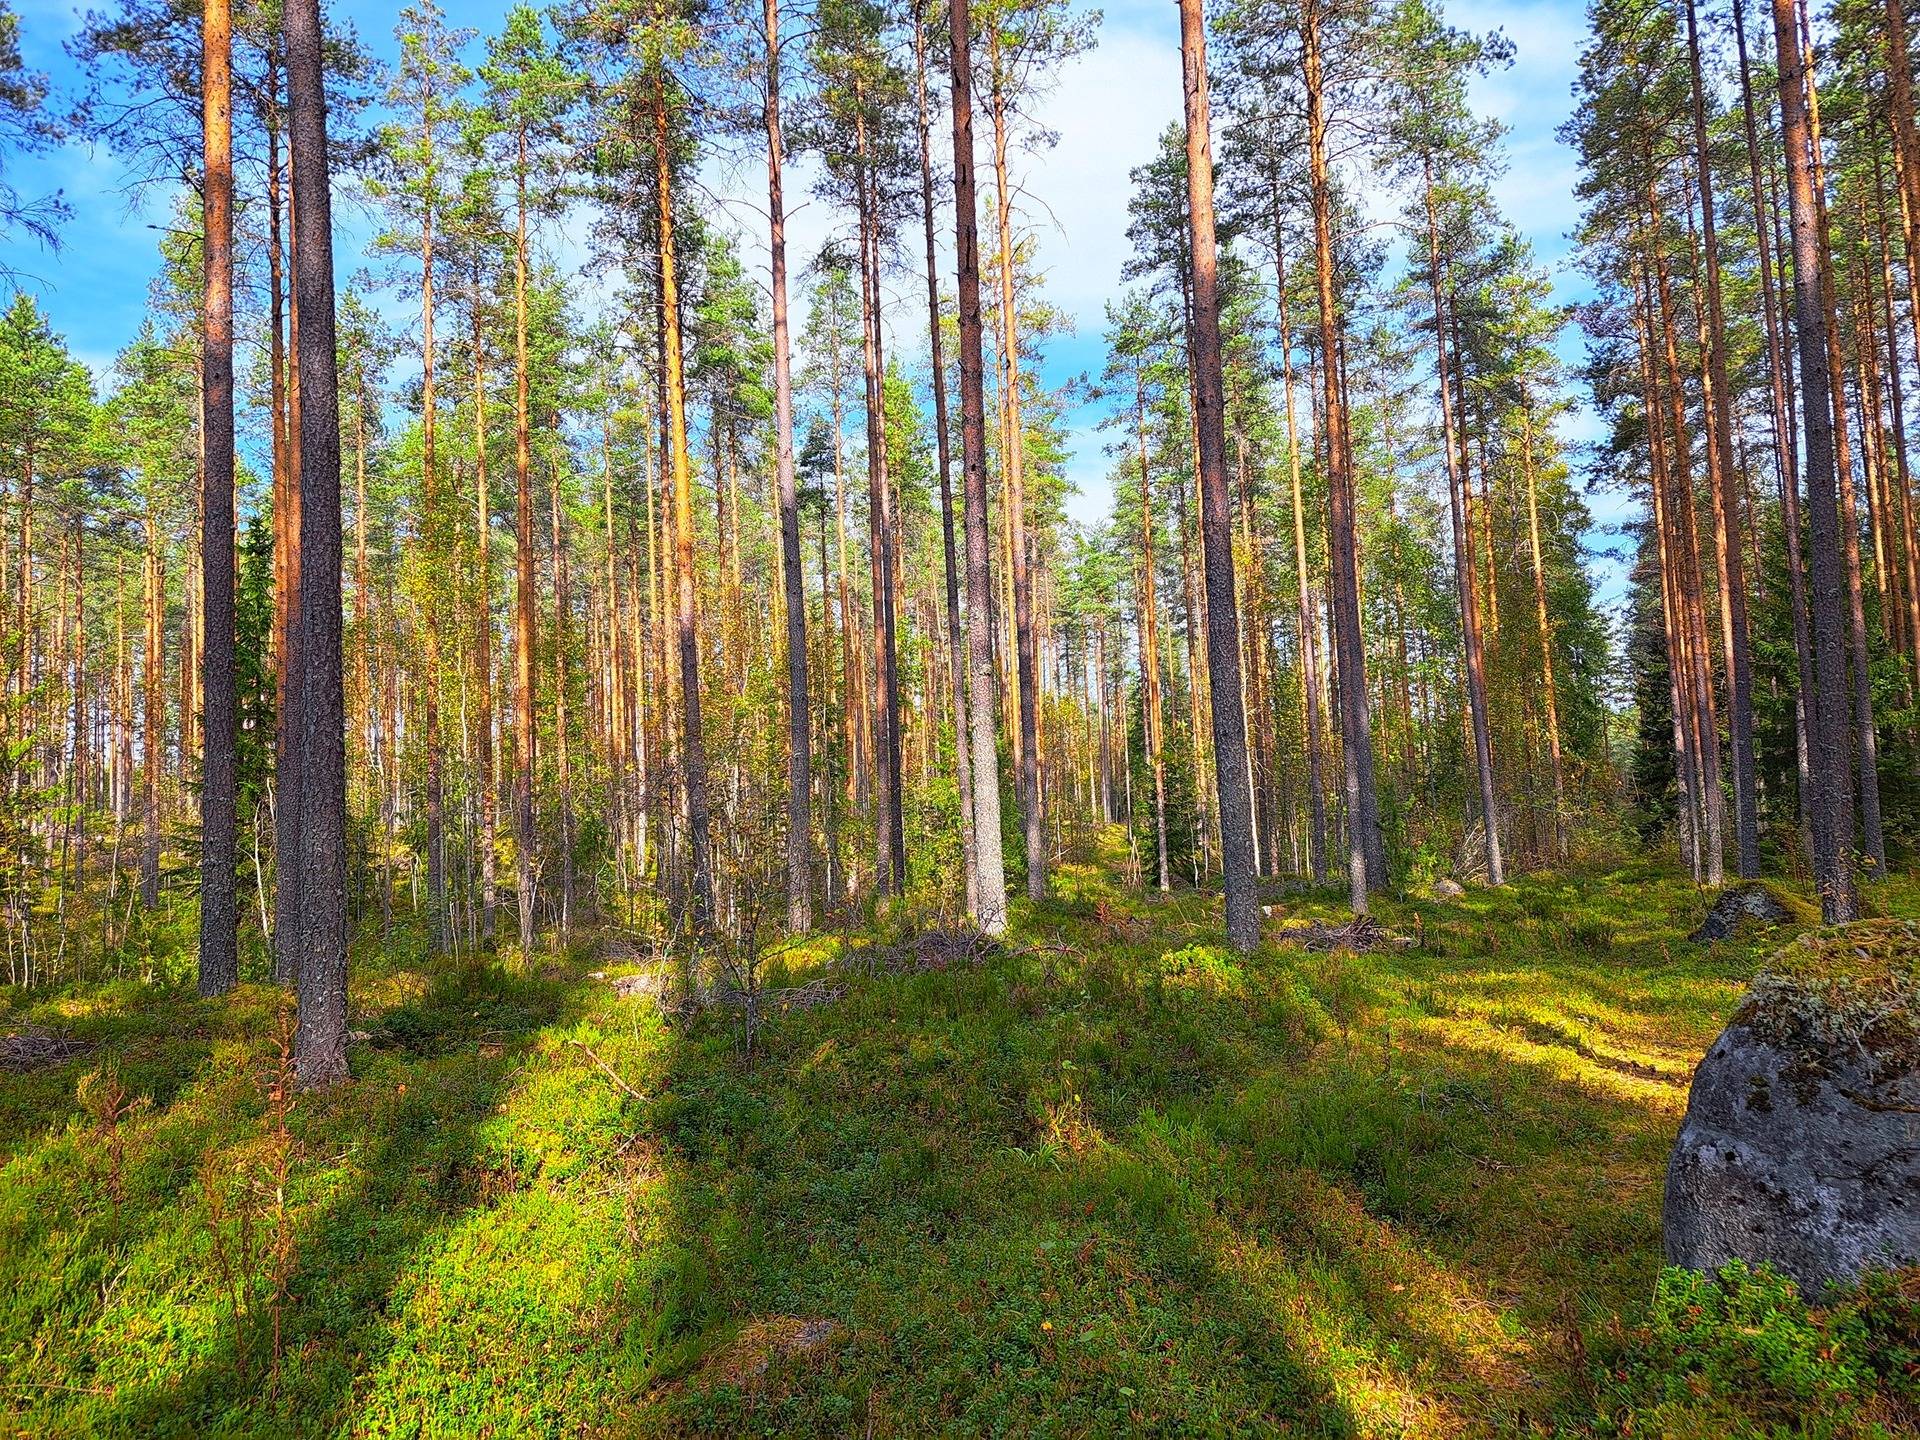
left=3, top=841, right=1917, bottom=1437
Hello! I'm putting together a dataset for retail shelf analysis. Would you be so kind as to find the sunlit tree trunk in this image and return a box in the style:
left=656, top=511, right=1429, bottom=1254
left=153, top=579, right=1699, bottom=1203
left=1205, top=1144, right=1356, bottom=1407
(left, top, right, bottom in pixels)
left=988, top=37, right=1044, bottom=903
left=1685, top=0, right=1759, bottom=878
left=1272, top=229, right=1328, bottom=884
left=1178, top=0, right=1258, bottom=951
left=1423, top=160, right=1503, bottom=887
left=198, top=0, right=239, bottom=996
left=914, top=7, right=978, bottom=916
left=653, top=66, right=715, bottom=933
left=766, top=0, right=812, bottom=932
left=948, top=0, right=1007, bottom=934
left=1304, top=0, right=1383, bottom=908
left=1772, top=0, right=1857, bottom=920
left=1517, top=410, right=1566, bottom=862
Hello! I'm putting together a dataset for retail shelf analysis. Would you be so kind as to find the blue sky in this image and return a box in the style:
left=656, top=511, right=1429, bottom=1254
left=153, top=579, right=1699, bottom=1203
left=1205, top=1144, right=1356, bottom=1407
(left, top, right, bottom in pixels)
left=0, top=0, right=1630, bottom=605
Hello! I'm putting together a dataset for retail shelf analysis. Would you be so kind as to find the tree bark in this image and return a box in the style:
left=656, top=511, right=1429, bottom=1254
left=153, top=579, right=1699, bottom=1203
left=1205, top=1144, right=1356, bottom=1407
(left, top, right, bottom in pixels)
left=766, top=0, right=812, bottom=933
left=1771, top=0, right=1857, bottom=920
left=1304, top=0, right=1383, bottom=908
left=1178, top=0, right=1259, bottom=952
left=1798, top=20, right=1886, bottom=874
left=948, top=0, right=1008, bottom=934
left=654, top=66, right=715, bottom=934
left=198, top=0, right=239, bottom=996
left=512, top=129, right=538, bottom=954
left=1518, top=410, right=1567, bottom=862
left=1685, top=0, right=1759, bottom=878
left=1423, top=162, right=1503, bottom=886
left=286, top=0, right=349, bottom=1087
left=987, top=40, right=1044, bottom=902
left=914, top=7, right=978, bottom=917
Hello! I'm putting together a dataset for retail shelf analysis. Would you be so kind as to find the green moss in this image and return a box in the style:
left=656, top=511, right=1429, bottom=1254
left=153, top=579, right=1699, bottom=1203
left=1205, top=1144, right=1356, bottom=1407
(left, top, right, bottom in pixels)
left=0, top=852, right=1916, bottom=1435
left=1737, top=921, right=1920, bottom=1075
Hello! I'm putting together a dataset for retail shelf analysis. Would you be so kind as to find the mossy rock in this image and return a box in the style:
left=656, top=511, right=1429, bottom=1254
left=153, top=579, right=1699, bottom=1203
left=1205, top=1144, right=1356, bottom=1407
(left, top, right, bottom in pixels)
left=1737, top=920, right=1920, bottom=1081
left=1666, top=921, right=1920, bottom=1297
left=1688, top=881, right=1820, bottom=943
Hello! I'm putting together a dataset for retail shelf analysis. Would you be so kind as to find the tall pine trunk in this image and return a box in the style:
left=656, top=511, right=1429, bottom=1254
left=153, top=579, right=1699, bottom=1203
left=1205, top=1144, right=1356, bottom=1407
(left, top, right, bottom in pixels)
left=654, top=66, right=716, bottom=934
left=513, top=131, right=539, bottom=955
left=989, top=42, right=1044, bottom=903
left=1771, top=0, right=1858, bottom=920
left=1423, top=161, right=1503, bottom=887
left=1304, top=0, right=1383, bottom=908
left=198, top=0, right=239, bottom=996
left=1178, top=0, right=1259, bottom=952
left=948, top=0, right=1008, bottom=934
left=285, top=0, right=349, bottom=1087
left=1685, top=0, right=1760, bottom=878
left=914, top=7, right=979, bottom=917
left=766, top=0, right=812, bottom=933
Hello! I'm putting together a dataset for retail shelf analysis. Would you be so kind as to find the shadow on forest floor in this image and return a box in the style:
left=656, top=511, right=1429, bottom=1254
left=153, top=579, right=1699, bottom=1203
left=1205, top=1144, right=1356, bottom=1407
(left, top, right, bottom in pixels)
left=2, top=842, right=1916, bottom=1436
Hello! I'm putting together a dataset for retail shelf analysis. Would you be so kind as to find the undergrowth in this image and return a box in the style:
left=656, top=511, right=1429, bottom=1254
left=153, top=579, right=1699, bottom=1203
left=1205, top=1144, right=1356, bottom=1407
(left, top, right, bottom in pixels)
left=0, top=839, right=1915, bottom=1436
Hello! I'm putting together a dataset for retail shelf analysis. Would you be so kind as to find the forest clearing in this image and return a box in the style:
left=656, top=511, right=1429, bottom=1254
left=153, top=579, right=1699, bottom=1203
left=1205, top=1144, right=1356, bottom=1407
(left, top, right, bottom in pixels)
left=2, top=0, right=1920, bottom=1430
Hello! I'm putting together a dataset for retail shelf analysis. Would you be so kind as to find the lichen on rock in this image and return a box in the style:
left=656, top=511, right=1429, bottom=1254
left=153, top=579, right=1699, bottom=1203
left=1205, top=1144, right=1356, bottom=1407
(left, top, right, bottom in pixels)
left=1665, top=920, right=1920, bottom=1298
left=1737, top=920, right=1920, bottom=1085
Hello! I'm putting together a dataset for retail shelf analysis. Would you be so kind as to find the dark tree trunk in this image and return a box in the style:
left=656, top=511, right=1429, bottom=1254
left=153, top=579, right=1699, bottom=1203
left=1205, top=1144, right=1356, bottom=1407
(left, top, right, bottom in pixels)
left=1178, top=0, right=1259, bottom=952
left=285, top=0, right=349, bottom=1087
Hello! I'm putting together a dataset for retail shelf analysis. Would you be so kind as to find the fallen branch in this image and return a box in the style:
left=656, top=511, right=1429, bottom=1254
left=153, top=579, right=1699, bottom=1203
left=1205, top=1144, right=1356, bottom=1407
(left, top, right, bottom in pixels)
left=567, top=1039, right=645, bottom=1103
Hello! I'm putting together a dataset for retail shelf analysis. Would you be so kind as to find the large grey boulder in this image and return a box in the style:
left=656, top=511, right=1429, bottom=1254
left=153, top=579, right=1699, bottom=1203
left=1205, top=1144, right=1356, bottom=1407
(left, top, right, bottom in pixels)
left=1665, top=920, right=1920, bottom=1296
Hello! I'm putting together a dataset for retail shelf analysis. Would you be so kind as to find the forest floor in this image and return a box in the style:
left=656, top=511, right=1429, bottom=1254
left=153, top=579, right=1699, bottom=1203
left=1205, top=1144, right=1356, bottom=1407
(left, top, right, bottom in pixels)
left=2, top=838, right=1917, bottom=1438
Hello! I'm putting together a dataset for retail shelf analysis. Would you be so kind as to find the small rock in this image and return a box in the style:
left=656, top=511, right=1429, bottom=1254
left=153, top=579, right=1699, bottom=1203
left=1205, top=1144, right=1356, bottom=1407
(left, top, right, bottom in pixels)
left=1689, top=881, right=1800, bottom=943
left=346, top=1029, right=373, bottom=1046
left=1665, top=920, right=1920, bottom=1296
left=1431, top=878, right=1466, bottom=899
